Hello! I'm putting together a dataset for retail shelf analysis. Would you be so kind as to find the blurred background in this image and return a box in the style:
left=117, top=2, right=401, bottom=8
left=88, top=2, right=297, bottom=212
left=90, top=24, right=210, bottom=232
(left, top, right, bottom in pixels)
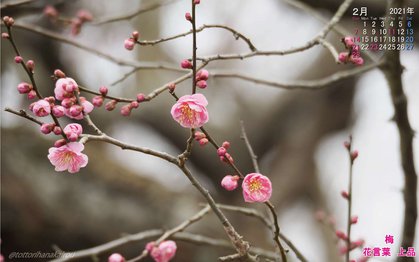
left=1, top=0, right=419, bottom=261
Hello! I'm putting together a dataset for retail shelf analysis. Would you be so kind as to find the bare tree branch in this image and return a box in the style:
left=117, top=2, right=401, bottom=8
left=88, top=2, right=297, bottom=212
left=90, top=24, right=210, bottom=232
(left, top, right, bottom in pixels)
left=212, top=61, right=382, bottom=90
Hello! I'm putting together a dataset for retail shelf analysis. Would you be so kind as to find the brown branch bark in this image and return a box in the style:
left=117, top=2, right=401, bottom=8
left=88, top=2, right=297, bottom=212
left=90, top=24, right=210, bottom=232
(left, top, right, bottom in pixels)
left=380, top=3, right=417, bottom=260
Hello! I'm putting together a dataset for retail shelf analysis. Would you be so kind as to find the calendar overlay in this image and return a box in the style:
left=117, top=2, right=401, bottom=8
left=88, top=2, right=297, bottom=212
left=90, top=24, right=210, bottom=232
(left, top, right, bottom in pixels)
left=351, top=6, right=414, bottom=51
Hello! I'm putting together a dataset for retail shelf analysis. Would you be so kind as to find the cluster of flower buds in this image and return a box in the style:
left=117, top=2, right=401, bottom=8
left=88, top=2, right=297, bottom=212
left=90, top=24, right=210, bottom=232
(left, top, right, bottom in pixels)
left=124, top=31, right=139, bottom=51
left=217, top=141, right=233, bottom=163
left=43, top=6, right=93, bottom=36
left=194, top=131, right=208, bottom=146
left=2, top=16, right=15, bottom=27
left=145, top=240, right=177, bottom=262
left=195, top=69, right=209, bottom=89
left=16, top=82, right=36, bottom=99
left=98, top=88, right=143, bottom=117
left=53, top=76, right=94, bottom=120
left=338, top=37, right=364, bottom=66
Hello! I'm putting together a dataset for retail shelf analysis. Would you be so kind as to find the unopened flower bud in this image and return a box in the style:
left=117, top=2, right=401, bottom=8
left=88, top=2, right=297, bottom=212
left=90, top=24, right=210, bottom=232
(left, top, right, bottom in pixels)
left=77, top=9, right=93, bottom=22
left=350, top=57, right=364, bottom=66
left=120, top=104, right=132, bottom=116
left=343, top=36, right=355, bottom=48
left=180, top=59, right=192, bottom=69
left=136, top=93, right=145, bottom=102
left=108, top=253, right=125, bottom=262
left=196, top=80, right=207, bottom=89
left=221, top=175, right=239, bottom=191
left=196, top=69, right=209, bottom=81
left=54, top=69, right=66, bottom=78
left=199, top=138, right=208, bottom=146
left=61, top=98, right=75, bottom=108
left=53, top=126, right=62, bottom=135
left=105, top=100, right=117, bottom=111
left=54, top=139, right=67, bottom=148
left=130, top=101, right=139, bottom=109
left=341, top=191, right=349, bottom=199
left=194, top=131, right=206, bottom=141
left=92, top=96, right=104, bottom=107
left=26, top=60, right=35, bottom=72
left=40, top=123, right=54, bottom=134
left=168, top=83, right=176, bottom=93
left=99, top=86, right=108, bottom=96
left=27, top=90, right=37, bottom=100
left=17, top=82, right=32, bottom=94
left=350, top=215, right=358, bottom=224
left=69, top=105, right=83, bottom=117
left=1, top=32, right=9, bottom=39
left=217, top=147, right=227, bottom=156
left=351, top=150, right=359, bottom=161
left=52, top=105, right=65, bottom=117
left=43, top=5, right=58, bottom=18
left=338, top=52, right=349, bottom=63
left=124, top=38, right=135, bottom=51
left=14, top=56, right=23, bottom=63
left=344, top=141, right=350, bottom=149
left=194, top=0, right=201, bottom=4
left=185, top=12, right=192, bottom=21
left=132, top=31, right=140, bottom=40
left=222, top=141, right=230, bottom=149
left=336, top=230, right=348, bottom=240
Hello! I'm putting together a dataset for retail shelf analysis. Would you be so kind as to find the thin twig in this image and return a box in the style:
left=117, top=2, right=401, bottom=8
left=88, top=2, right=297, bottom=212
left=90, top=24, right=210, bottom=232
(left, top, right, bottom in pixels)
left=214, top=204, right=308, bottom=262
left=81, top=134, right=178, bottom=164
left=3, top=23, right=67, bottom=140
left=317, top=38, right=340, bottom=64
left=4, top=23, right=183, bottom=73
left=178, top=128, right=195, bottom=166
left=240, top=121, right=260, bottom=173
left=127, top=205, right=211, bottom=262
left=212, top=61, right=382, bottom=90
left=93, top=0, right=179, bottom=25
left=0, top=0, right=33, bottom=9
left=4, top=108, right=43, bottom=125
left=78, top=85, right=135, bottom=103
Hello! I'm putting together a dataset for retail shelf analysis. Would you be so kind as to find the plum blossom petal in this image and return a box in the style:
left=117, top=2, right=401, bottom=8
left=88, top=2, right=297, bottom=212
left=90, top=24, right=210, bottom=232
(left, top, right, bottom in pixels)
left=242, top=173, right=272, bottom=203
left=48, top=142, right=88, bottom=173
left=170, top=94, right=209, bottom=128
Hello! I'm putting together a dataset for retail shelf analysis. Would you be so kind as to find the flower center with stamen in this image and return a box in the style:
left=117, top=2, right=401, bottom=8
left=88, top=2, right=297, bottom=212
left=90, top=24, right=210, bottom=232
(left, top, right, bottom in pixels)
left=248, top=179, right=262, bottom=192
left=180, top=104, right=196, bottom=124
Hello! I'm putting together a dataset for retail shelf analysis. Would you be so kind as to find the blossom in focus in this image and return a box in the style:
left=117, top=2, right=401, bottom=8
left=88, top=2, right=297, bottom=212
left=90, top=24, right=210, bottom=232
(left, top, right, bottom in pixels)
left=54, top=77, right=78, bottom=100
left=170, top=94, right=209, bottom=128
left=242, top=173, right=272, bottom=203
left=48, top=142, right=88, bottom=173
left=146, top=241, right=177, bottom=262
left=32, top=99, right=51, bottom=117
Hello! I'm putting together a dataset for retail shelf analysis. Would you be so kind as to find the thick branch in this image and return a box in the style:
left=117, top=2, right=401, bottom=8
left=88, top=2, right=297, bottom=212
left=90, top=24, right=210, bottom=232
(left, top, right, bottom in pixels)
left=380, top=2, right=417, bottom=259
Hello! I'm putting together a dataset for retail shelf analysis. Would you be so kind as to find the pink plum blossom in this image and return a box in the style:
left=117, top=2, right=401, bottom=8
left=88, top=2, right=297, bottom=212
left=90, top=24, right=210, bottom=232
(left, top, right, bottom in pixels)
left=32, top=99, right=51, bottom=117
left=170, top=94, right=209, bottom=128
left=55, top=77, right=78, bottom=100
left=108, top=253, right=125, bottom=262
left=146, top=241, right=177, bottom=262
left=338, top=52, right=349, bottom=63
left=63, top=123, right=83, bottom=141
left=48, top=142, right=88, bottom=173
left=242, top=173, right=272, bottom=203
left=221, top=175, right=239, bottom=191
